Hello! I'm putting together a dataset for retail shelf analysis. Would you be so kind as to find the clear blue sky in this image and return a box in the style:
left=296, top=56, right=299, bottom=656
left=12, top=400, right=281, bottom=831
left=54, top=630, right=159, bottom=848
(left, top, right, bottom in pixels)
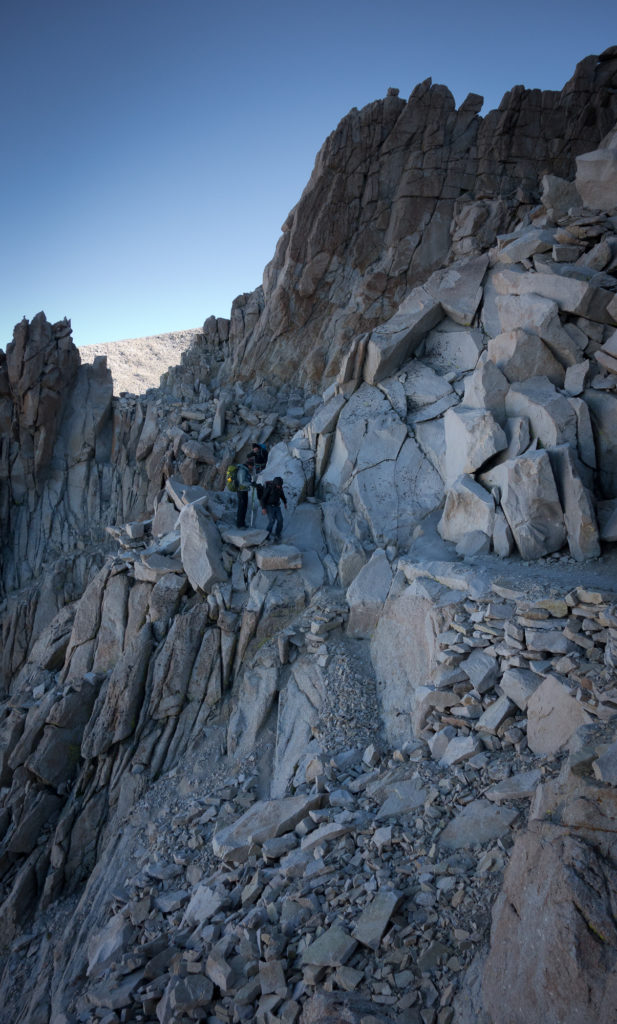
left=1, top=0, right=615, bottom=349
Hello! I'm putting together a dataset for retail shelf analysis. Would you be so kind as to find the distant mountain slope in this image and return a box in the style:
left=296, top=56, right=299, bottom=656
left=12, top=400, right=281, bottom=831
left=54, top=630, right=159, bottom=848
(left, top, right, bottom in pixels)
left=79, top=327, right=201, bottom=394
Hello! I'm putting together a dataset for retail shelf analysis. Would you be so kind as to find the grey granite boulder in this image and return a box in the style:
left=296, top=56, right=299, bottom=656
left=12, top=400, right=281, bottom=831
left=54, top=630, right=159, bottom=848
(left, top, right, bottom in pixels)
left=498, top=449, right=566, bottom=559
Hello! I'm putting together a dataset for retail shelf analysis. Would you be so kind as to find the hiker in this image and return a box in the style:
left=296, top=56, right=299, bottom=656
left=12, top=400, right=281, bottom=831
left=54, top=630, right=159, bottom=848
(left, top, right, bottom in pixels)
left=260, top=476, right=287, bottom=541
left=251, top=442, right=268, bottom=471
left=227, top=458, right=253, bottom=528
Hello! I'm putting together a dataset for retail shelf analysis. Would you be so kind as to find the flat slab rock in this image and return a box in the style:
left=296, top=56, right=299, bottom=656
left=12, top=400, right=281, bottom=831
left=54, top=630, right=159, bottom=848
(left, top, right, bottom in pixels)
left=438, top=797, right=519, bottom=849
left=212, top=794, right=322, bottom=862
left=255, top=544, right=303, bottom=570
left=301, top=924, right=358, bottom=967
left=221, top=528, right=269, bottom=548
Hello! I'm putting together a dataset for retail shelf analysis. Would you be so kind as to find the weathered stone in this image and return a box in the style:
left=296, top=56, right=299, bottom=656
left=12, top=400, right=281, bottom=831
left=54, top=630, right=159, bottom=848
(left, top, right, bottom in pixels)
left=443, top=407, right=507, bottom=487
left=597, top=498, right=617, bottom=541
left=255, top=545, right=303, bottom=570
left=346, top=549, right=393, bottom=638
left=500, top=667, right=542, bottom=710
left=438, top=798, right=518, bottom=848
left=498, top=449, right=566, bottom=559
left=212, top=795, right=322, bottom=862
left=584, top=390, right=617, bottom=498
left=363, top=286, right=443, bottom=385
left=527, top=675, right=593, bottom=755
left=575, top=127, right=617, bottom=211
left=488, top=329, right=565, bottom=388
left=494, top=266, right=615, bottom=325
left=476, top=695, right=515, bottom=735
left=424, top=253, right=488, bottom=326
left=438, top=475, right=495, bottom=545
left=134, top=553, right=184, bottom=583
left=541, top=173, right=581, bottom=217
left=496, top=227, right=556, bottom=264
left=547, top=445, right=601, bottom=561
left=376, top=776, right=428, bottom=819
left=352, top=891, right=401, bottom=950
left=485, top=769, right=542, bottom=804
left=462, top=354, right=509, bottom=424
left=179, top=503, right=227, bottom=592
left=505, top=377, right=577, bottom=449
left=301, top=925, right=358, bottom=967
left=222, top=528, right=269, bottom=548
left=483, top=831, right=617, bottom=1024
left=460, top=649, right=499, bottom=692
left=564, top=360, right=590, bottom=398
left=439, top=735, right=484, bottom=767
left=422, top=321, right=484, bottom=375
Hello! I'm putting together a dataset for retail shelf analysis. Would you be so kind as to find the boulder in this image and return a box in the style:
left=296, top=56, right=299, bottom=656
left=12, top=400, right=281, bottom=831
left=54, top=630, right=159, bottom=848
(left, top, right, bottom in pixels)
left=575, top=126, right=617, bottom=211
left=488, top=329, right=565, bottom=388
left=500, top=667, right=542, bottom=710
left=178, top=503, right=227, bottom=593
left=483, top=831, right=617, bottom=1024
left=363, top=286, right=443, bottom=384
left=505, top=376, right=577, bottom=448
left=547, top=445, right=601, bottom=561
left=346, top=549, right=393, bottom=638
left=212, top=795, right=322, bottom=862
left=527, top=675, right=593, bottom=755
left=494, top=291, right=584, bottom=366
left=222, top=529, right=269, bottom=548
left=349, top=434, right=443, bottom=547
left=462, top=354, right=509, bottom=424
left=134, top=554, right=184, bottom=584
left=494, top=266, right=616, bottom=325
left=255, top=545, right=303, bottom=570
left=498, top=449, right=567, bottom=560
left=422, top=320, right=484, bottom=375
left=402, top=360, right=455, bottom=415
left=438, top=475, right=495, bottom=545
left=438, top=798, right=518, bottom=847
left=541, top=173, right=581, bottom=217
left=424, top=253, right=489, bottom=326
left=443, top=406, right=507, bottom=486
left=496, top=227, right=556, bottom=263
left=584, top=389, right=617, bottom=498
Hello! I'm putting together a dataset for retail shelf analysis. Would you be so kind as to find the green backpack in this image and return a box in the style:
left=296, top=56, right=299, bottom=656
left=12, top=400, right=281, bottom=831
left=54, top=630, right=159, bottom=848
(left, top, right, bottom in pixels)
left=226, top=464, right=239, bottom=492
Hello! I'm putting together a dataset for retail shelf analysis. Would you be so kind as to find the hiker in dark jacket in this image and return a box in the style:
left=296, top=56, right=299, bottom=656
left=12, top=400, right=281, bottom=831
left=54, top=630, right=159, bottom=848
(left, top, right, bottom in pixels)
left=261, top=476, right=287, bottom=541
left=251, top=442, right=268, bottom=471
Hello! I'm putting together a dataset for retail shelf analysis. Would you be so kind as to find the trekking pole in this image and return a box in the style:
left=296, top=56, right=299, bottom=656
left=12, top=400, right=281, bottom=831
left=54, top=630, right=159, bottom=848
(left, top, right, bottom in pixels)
left=250, top=485, right=255, bottom=527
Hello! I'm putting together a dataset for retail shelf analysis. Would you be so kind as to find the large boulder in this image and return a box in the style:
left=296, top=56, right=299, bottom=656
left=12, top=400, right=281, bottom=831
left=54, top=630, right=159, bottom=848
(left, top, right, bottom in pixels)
left=547, top=445, right=601, bottom=561
left=488, top=329, right=565, bottom=388
left=178, top=503, right=227, bottom=593
left=363, top=286, right=443, bottom=385
left=505, top=376, right=577, bottom=448
left=444, top=406, right=507, bottom=487
left=498, top=449, right=567, bottom=559
left=575, top=124, right=617, bottom=211
left=438, top=475, right=495, bottom=545
left=346, top=549, right=393, bottom=638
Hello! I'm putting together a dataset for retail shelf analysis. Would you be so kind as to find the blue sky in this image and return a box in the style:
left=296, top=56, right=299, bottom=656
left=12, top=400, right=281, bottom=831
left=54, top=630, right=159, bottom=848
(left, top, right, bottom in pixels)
left=1, top=0, right=615, bottom=349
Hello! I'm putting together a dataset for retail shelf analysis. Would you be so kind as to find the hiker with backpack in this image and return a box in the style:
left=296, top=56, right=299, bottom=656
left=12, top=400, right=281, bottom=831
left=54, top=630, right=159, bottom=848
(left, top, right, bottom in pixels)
left=260, top=476, right=287, bottom=542
left=251, top=442, right=268, bottom=471
left=226, top=457, right=254, bottom=528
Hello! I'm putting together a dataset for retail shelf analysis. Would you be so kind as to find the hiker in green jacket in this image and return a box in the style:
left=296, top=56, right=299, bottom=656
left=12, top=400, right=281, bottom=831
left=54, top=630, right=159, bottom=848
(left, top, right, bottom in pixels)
left=235, top=459, right=254, bottom=528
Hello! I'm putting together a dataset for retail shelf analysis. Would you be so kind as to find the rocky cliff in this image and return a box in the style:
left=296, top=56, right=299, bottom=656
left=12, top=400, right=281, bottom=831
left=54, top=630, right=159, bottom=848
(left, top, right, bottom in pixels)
left=1, top=49, right=617, bottom=1024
